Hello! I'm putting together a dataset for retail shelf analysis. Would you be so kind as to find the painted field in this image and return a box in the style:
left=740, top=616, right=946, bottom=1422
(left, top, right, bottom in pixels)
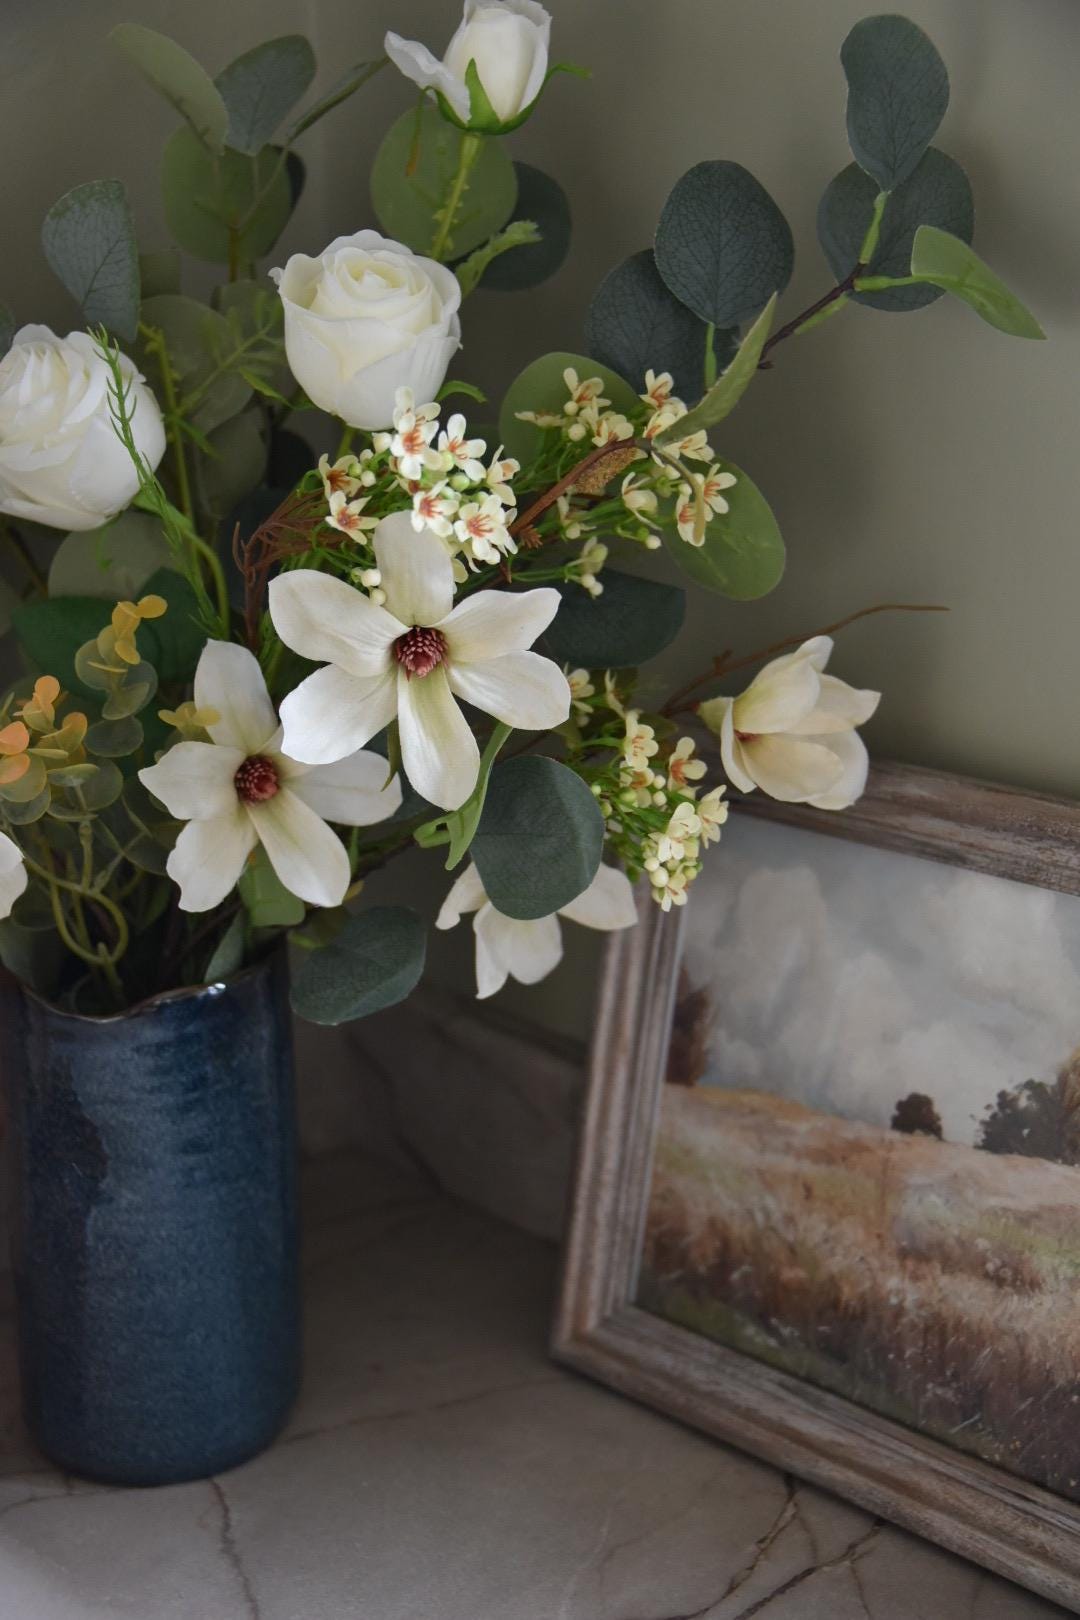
left=639, top=1084, right=1080, bottom=1499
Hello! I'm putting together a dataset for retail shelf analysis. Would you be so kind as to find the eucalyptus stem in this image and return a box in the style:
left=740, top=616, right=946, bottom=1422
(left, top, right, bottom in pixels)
left=140, top=322, right=195, bottom=526
left=430, top=132, right=483, bottom=262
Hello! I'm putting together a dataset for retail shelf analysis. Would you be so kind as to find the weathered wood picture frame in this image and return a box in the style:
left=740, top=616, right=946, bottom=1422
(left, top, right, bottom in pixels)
left=553, top=761, right=1080, bottom=1611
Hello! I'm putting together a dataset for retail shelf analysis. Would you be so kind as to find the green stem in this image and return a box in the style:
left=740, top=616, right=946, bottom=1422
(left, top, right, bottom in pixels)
left=141, top=323, right=195, bottom=526
left=703, top=324, right=718, bottom=391
left=430, top=132, right=483, bottom=262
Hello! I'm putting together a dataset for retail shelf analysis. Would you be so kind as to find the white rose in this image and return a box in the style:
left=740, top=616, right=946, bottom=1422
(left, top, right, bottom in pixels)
left=385, top=1, right=551, bottom=127
left=0, top=326, right=166, bottom=533
left=699, top=637, right=880, bottom=810
left=270, top=232, right=462, bottom=432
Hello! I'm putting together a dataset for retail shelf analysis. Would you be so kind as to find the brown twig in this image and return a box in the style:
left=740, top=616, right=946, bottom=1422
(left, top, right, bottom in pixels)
left=232, top=490, right=326, bottom=648
left=661, top=602, right=948, bottom=716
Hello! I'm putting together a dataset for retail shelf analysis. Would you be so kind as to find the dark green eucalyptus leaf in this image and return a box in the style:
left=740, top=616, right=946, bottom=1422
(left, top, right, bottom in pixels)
left=473, top=756, right=603, bottom=921
left=479, top=162, right=571, bottom=291
left=138, top=567, right=208, bottom=680
left=41, top=180, right=140, bottom=340
left=818, top=148, right=973, bottom=311
left=661, top=458, right=785, bottom=600
left=216, top=35, right=316, bottom=156
left=0, top=917, right=65, bottom=995
left=0, top=303, right=13, bottom=357
left=371, top=103, right=516, bottom=259
left=841, top=14, right=949, bottom=190
left=655, top=295, right=775, bottom=442
left=497, top=350, right=639, bottom=464
left=161, top=126, right=293, bottom=265
left=907, top=226, right=1045, bottom=338
left=195, top=408, right=269, bottom=520
left=655, top=161, right=794, bottom=330
left=48, top=511, right=179, bottom=600
left=12, top=597, right=112, bottom=696
left=290, top=905, right=426, bottom=1025
left=85, top=715, right=144, bottom=757
left=544, top=569, right=685, bottom=669
left=585, top=249, right=734, bottom=407
left=111, top=23, right=228, bottom=153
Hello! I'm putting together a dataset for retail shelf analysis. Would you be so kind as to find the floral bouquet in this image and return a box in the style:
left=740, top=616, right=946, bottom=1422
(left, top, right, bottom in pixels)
left=0, top=6, right=1041, bottom=1024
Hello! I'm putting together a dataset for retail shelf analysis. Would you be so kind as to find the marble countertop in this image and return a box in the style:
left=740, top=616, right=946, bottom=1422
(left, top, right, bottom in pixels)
left=0, top=1152, right=1068, bottom=1620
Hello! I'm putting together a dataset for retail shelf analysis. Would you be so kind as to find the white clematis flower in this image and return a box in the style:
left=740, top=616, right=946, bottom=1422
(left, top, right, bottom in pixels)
left=699, top=636, right=880, bottom=810
left=386, top=1, right=551, bottom=128
left=0, top=830, right=27, bottom=920
left=270, top=512, right=570, bottom=813
left=139, top=642, right=401, bottom=913
left=437, top=860, right=637, bottom=999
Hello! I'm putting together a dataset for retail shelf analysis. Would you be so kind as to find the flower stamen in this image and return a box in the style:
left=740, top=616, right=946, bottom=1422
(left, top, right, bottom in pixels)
left=393, top=626, right=448, bottom=680
left=234, top=755, right=280, bottom=804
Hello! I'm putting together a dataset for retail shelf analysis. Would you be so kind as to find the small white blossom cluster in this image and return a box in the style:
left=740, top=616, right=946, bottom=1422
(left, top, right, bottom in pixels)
left=317, top=388, right=522, bottom=586
left=574, top=674, right=728, bottom=912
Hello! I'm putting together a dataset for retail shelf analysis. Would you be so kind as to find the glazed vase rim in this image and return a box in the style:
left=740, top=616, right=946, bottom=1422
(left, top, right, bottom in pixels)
left=1, top=945, right=282, bottom=1026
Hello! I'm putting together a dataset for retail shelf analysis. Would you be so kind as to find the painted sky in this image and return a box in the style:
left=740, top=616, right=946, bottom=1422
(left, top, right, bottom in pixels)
left=681, top=814, right=1080, bottom=1145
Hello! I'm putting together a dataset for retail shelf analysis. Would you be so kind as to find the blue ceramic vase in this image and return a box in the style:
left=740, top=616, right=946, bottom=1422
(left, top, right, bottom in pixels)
left=1, top=947, right=300, bottom=1485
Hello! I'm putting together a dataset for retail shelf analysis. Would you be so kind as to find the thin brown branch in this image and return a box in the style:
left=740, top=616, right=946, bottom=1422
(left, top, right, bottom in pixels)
left=662, top=602, right=948, bottom=716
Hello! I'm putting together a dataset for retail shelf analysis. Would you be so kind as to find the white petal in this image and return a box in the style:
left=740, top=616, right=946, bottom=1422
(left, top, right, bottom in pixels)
left=559, top=864, right=637, bottom=930
left=733, top=656, right=821, bottom=735
left=396, top=665, right=479, bottom=811
left=167, top=808, right=257, bottom=913
left=138, top=741, right=243, bottom=821
left=374, top=511, right=454, bottom=627
left=279, top=666, right=398, bottom=765
left=699, top=697, right=756, bottom=795
left=473, top=903, right=510, bottom=999
left=435, top=861, right=488, bottom=930
left=739, top=734, right=846, bottom=802
left=0, top=831, right=27, bottom=920
left=269, top=570, right=402, bottom=677
left=807, top=731, right=871, bottom=810
left=194, top=640, right=278, bottom=753
left=249, top=789, right=351, bottom=908
left=383, top=31, right=472, bottom=121
left=763, top=635, right=834, bottom=677
left=287, top=749, right=402, bottom=825
left=439, top=586, right=560, bottom=662
left=447, top=651, right=569, bottom=731
left=791, top=673, right=881, bottom=735
left=474, top=905, right=562, bottom=996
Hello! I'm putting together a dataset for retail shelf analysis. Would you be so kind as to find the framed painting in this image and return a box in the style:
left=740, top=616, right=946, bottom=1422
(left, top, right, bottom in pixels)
left=553, top=761, right=1080, bottom=1611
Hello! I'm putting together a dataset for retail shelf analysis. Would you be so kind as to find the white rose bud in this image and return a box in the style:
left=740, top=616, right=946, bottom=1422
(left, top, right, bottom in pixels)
left=271, top=231, right=462, bottom=431
left=385, top=1, right=551, bottom=127
left=0, top=326, right=166, bottom=533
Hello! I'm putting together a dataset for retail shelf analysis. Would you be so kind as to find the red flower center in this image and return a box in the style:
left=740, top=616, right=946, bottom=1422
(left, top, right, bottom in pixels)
left=234, top=754, right=280, bottom=803
left=393, top=626, right=448, bottom=680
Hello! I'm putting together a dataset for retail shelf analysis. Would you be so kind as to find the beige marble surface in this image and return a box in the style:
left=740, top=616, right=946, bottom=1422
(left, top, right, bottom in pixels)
left=0, top=1153, right=1069, bottom=1620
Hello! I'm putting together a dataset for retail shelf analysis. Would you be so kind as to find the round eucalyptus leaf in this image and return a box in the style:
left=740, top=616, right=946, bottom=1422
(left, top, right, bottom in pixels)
left=662, top=458, right=785, bottom=600
left=48, top=511, right=179, bottom=600
left=371, top=104, right=517, bottom=259
left=841, top=14, right=949, bottom=191
left=161, top=125, right=293, bottom=265
left=498, top=350, right=640, bottom=465
left=480, top=162, right=571, bottom=291
left=473, top=756, right=604, bottom=921
left=544, top=569, right=685, bottom=670
left=290, top=906, right=427, bottom=1025
left=85, top=715, right=144, bottom=758
left=41, top=179, right=140, bottom=341
left=195, top=408, right=269, bottom=520
left=585, top=249, right=736, bottom=406
left=655, top=161, right=794, bottom=330
left=818, top=149, right=973, bottom=312
left=138, top=293, right=251, bottom=434
left=111, top=23, right=228, bottom=153
left=215, top=35, right=316, bottom=156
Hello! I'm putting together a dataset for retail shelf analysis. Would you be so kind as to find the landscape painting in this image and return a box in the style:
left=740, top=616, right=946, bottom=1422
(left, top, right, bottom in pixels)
left=638, top=812, right=1080, bottom=1501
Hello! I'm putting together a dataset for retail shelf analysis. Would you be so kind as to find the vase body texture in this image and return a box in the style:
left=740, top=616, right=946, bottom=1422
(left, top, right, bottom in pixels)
left=1, top=948, right=300, bottom=1485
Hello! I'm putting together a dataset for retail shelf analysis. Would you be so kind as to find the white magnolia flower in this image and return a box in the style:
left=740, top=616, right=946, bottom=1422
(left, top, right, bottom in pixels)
left=0, top=830, right=27, bottom=920
left=139, top=642, right=401, bottom=913
left=437, top=860, right=637, bottom=998
left=386, top=1, right=551, bottom=127
left=271, top=232, right=461, bottom=431
left=0, top=326, right=165, bottom=532
left=699, top=636, right=880, bottom=810
left=270, top=513, right=570, bottom=811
